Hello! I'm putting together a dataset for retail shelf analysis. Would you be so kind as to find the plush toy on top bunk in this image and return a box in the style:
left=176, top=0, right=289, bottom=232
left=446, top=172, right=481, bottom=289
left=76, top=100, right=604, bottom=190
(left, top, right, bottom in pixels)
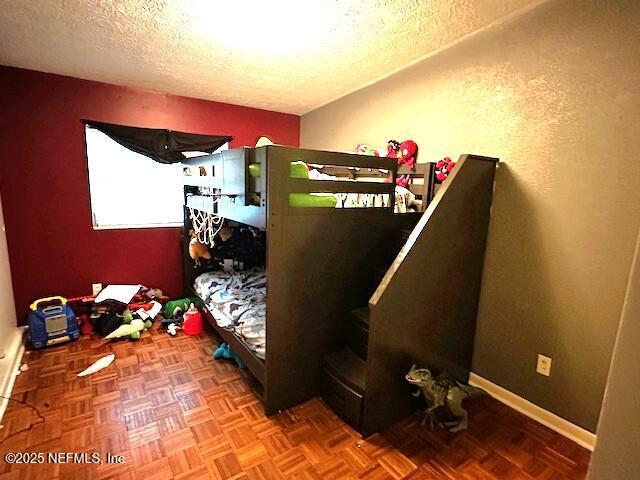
left=397, top=140, right=418, bottom=169
left=386, top=139, right=401, bottom=159
left=355, top=143, right=381, bottom=156
left=435, top=156, right=457, bottom=183
left=354, top=139, right=418, bottom=169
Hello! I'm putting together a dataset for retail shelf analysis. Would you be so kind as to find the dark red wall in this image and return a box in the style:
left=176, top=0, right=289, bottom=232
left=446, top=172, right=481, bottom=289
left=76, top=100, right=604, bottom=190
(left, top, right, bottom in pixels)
left=0, top=66, right=299, bottom=323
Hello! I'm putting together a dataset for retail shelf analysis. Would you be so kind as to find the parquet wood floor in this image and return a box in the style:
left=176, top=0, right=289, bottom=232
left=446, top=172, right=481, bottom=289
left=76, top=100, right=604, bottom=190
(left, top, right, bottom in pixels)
left=0, top=324, right=591, bottom=479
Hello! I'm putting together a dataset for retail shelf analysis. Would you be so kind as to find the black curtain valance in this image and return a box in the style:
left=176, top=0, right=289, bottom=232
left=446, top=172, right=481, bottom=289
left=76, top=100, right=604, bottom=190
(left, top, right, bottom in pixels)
left=85, top=121, right=233, bottom=164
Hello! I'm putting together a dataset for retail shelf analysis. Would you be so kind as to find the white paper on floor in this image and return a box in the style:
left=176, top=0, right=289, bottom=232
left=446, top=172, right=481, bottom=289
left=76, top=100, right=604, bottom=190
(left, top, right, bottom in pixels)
left=77, top=353, right=115, bottom=377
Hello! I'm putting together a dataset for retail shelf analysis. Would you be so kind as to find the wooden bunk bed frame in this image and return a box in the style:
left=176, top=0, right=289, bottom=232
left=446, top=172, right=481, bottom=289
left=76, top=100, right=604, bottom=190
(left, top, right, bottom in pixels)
left=182, top=145, right=422, bottom=415
left=182, top=145, right=499, bottom=437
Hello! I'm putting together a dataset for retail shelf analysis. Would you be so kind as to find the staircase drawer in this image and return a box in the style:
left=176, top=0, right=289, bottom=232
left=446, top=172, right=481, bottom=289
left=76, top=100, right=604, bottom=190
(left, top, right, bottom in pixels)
left=347, top=321, right=368, bottom=360
left=322, top=368, right=363, bottom=429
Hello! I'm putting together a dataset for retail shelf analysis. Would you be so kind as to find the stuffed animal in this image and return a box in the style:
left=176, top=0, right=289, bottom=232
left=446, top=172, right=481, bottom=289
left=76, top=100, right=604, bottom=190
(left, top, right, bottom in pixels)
left=167, top=323, right=181, bottom=336
left=396, top=175, right=411, bottom=188
left=105, top=312, right=154, bottom=341
left=78, top=314, right=94, bottom=335
left=213, top=342, right=245, bottom=368
left=105, top=318, right=145, bottom=340
left=435, top=156, right=457, bottom=182
left=355, top=144, right=369, bottom=155
left=189, top=230, right=211, bottom=267
left=164, top=298, right=192, bottom=318
left=122, top=309, right=133, bottom=324
left=387, top=140, right=401, bottom=159
left=144, top=288, right=168, bottom=303
left=397, top=140, right=418, bottom=169
left=355, top=144, right=380, bottom=156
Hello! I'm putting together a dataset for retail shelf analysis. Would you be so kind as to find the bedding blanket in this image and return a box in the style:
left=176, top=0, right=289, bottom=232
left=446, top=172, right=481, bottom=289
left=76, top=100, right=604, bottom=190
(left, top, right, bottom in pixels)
left=194, top=269, right=266, bottom=359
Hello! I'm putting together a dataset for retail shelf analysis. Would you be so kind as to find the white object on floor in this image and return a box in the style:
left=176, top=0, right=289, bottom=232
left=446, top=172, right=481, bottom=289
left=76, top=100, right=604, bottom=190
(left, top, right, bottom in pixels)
left=105, top=319, right=145, bottom=340
left=147, top=300, right=162, bottom=318
left=136, top=300, right=162, bottom=321
left=77, top=353, right=115, bottom=377
left=167, top=323, right=180, bottom=336
left=94, top=284, right=140, bottom=304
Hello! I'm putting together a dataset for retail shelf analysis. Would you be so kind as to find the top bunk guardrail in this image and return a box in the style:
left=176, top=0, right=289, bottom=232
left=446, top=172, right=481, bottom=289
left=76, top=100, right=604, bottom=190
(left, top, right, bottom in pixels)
left=318, top=162, right=437, bottom=212
left=182, top=146, right=439, bottom=229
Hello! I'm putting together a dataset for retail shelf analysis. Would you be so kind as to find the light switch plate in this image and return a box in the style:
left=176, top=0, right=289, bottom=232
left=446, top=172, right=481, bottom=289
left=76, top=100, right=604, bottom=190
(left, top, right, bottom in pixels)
left=92, top=283, right=103, bottom=296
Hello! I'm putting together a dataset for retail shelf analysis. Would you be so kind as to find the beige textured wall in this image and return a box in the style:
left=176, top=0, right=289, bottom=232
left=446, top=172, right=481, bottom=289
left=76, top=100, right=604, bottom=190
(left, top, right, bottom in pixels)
left=587, top=228, right=640, bottom=478
left=300, top=0, right=640, bottom=432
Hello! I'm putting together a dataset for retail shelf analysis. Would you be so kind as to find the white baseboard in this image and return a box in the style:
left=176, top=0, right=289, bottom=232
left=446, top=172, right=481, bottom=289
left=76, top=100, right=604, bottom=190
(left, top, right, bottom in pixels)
left=0, top=327, right=26, bottom=423
left=469, top=372, right=597, bottom=451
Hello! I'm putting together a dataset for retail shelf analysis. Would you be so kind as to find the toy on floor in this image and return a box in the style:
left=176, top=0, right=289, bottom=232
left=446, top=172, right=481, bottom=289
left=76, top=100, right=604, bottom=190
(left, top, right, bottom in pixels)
left=405, top=365, right=484, bottom=432
left=78, top=354, right=115, bottom=377
left=143, top=288, right=168, bottom=303
left=28, top=296, right=80, bottom=349
left=162, top=315, right=182, bottom=328
left=164, top=298, right=193, bottom=318
left=78, top=314, right=94, bottom=335
left=105, top=318, right=148, bottom=340
left=122, top=309, right=134, bottom=324
left=167, top=323, right=181, bottom=336
left=213, top=342, right=245, bottom=368
left=183, top=304, right=203, bottom=336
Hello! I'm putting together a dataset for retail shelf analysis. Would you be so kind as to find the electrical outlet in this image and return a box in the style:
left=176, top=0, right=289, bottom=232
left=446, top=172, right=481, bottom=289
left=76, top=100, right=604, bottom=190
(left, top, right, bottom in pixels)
left=92, top=283, right=103, bottom=296
left=536, top=354, right=552, bottom=376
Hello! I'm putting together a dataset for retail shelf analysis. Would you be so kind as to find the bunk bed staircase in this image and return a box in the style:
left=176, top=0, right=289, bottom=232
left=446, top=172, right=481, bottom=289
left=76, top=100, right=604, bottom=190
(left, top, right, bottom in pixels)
left=320, top=154, right=499, bottom=436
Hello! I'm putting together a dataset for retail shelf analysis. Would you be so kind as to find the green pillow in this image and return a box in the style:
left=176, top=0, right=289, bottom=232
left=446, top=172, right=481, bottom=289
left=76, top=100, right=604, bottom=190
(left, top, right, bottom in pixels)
left=249, top=160, right=336, bottom=207
left=248, top=161, right=308, bottom=179
left=289, top=193, right=337, bottom=208
left=290, top=161, right=309, bottom=179
left=248, top=163, right=261, bottom=178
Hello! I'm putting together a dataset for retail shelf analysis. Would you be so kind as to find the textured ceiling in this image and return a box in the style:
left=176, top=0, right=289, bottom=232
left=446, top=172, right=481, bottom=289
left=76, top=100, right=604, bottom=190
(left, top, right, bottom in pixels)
left=0, top=0, right=539, bottom=114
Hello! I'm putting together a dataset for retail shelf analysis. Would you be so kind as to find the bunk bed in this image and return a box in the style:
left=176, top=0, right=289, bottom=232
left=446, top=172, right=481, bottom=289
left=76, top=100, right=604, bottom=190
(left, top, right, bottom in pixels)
left=182, top=145, right=499, bottom=436
left=182, top=146, right=425, bottom=414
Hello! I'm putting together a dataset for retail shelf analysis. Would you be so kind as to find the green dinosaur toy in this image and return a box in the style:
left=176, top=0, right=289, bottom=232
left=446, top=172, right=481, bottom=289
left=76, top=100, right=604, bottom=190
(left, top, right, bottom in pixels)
left=405, top=364, right=484, bottom=432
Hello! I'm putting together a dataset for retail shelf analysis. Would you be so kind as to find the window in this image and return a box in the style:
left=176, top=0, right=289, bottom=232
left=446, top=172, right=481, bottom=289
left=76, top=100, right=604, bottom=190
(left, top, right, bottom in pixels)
left=85, top=126, right=226, bottom=229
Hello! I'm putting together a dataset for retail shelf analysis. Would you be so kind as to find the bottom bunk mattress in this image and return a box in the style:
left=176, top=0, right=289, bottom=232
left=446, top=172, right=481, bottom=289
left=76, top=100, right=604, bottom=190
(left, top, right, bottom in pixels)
left=194, top=269, right=266, bottom=359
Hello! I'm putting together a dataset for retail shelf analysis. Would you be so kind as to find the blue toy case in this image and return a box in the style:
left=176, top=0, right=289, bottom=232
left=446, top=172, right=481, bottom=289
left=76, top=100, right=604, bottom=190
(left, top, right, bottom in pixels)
left=28, top=296, right=80, bottom=349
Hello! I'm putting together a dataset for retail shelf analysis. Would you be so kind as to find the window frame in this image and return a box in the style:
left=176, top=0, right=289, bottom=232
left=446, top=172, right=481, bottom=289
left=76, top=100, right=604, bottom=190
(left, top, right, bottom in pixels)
left=84, top=125, right=227, bottom=231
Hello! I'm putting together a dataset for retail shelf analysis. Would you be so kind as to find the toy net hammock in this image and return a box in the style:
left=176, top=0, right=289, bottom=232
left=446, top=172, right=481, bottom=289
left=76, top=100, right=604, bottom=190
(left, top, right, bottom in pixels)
left=189, top=206, right=224, bottom=247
